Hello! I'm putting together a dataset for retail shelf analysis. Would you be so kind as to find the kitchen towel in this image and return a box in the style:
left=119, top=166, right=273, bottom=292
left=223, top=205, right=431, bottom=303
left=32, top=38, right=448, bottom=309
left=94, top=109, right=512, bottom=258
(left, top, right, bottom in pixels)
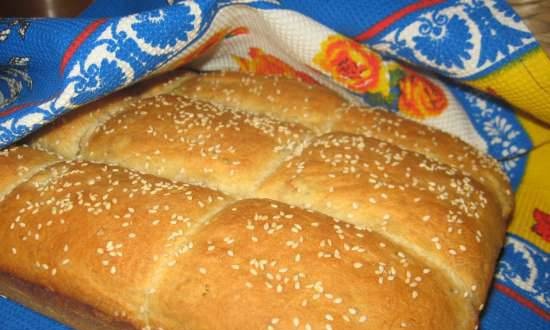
left=0, top=1, right=548, bottom=328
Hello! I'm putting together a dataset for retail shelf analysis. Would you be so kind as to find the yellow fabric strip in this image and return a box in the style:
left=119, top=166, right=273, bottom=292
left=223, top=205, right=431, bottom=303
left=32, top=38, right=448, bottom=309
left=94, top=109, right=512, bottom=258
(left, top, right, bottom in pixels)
left=518, top=112, right=550, bottom=147
left=507, top=143, right=550, bottom=253
left=468, top=48, right=550, bottom=125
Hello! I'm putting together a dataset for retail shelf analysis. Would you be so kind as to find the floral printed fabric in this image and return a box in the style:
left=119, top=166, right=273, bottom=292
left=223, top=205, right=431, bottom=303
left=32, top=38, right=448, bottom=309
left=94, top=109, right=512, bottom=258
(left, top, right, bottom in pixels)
left=0, top=0, right=549, bottom=329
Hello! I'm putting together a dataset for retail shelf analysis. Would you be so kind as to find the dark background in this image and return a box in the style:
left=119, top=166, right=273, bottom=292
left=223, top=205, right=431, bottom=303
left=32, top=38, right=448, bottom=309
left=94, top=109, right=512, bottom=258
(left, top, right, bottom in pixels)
left=0, top=0, right=92, bottom=17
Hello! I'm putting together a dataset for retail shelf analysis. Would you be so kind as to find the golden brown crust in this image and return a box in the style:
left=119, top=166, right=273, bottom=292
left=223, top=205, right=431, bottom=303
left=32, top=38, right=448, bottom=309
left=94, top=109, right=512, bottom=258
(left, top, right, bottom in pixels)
left=257, top=132, right=504, bottom=306
left=174, top=71, right=347, bottom=132
left=0, top=147, right=477, bottom=330
left=7, top=71, right=511, bottom=329
left=0, top=154, right=229, bottom=329
left=174, top=72, right=512, bottom=218
left=28, top=90, right=136, bottom=159
left=130, top=69, right=198, bottom=99
left=83, top=94, right=314, bottom=196
left=333, top=105, right=513, bottom=218
left=150, top=199, right=473, bottom=330
left=27, top=70, right=196, bottom=159
left=0, top=146, right=61, bottom=200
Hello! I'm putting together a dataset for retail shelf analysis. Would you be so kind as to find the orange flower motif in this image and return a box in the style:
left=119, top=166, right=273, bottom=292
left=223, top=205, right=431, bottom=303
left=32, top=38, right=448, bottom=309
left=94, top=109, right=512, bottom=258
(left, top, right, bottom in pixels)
left=398, top=73, right=448, bottom=119
left=163, top=27, right=249, bottom=72
left=313, top=35, right=390, bottom=96
left=233, top=48, right=316, bottom=84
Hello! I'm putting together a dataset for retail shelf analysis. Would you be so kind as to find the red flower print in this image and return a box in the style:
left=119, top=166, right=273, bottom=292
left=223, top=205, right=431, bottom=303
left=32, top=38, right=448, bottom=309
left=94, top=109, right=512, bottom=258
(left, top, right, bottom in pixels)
left=532, top=208, right=550, bottom=242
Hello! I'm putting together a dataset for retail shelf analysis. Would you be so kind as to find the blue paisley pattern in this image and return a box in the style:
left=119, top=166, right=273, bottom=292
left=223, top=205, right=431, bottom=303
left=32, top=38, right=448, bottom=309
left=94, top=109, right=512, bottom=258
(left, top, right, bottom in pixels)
left=132, top=7, right=196, bottom=48
left=449, top=84, right=531, bottom=190
left=493, top=0, right=522, bottom=22
left=369, top=0, right=537, bottom=78
left=0, top=2, right=205, bottom=146
left=412, top=13, right=473, bottom=70
left=0, top=1, right=285, bottom=146
left=465, top=2, right=533, bottom=67
left=71, top=59, right=126, bottom=105
left=495, top=234, right=550, bottom=311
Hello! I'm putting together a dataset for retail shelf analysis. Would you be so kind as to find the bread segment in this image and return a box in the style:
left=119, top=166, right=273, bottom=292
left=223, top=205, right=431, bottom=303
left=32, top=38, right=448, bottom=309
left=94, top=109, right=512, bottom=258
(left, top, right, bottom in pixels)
left=0, top=154, right=229, bottom=328
left=0, top=146, right=61, bottom=200
left=175, top=72, right=512, bottom=217
left=174, top=71, right=346, bottom=132
left=149, top=199, right=472, bottom=330
left=83, top=95, right=314, bottom=196
left=28, top=71, right=194, bottom=160
left=29, top=91, right=139, bottom=159
left=257, top=132, right=505, bottom=306
left=333, top=105, right=512, bottom=217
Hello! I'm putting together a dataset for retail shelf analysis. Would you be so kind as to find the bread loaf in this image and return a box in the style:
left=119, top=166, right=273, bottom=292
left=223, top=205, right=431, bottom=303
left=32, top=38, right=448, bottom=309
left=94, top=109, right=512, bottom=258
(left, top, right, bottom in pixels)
left=0, top=71, right=512, bottom=329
